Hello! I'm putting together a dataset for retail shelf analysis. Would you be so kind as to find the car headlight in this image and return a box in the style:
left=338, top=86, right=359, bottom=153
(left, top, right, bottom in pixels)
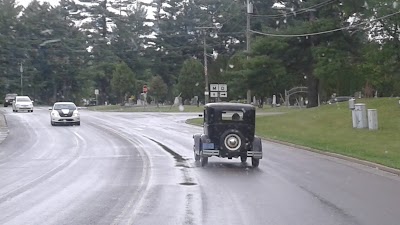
left=51, top=111, right=60, bottom=117
left=73, top=110, right=79, bottom=117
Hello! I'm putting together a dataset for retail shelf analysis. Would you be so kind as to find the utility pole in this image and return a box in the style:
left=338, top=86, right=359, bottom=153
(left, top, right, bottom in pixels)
left=195, top=26, right=215, bottom=104
left=20, top=62, right=23, bottom=95
left=246, top=0, right=252, bottom=60
left=246, top=0, right=253, bottom=104
left=203, top=33, right=209, bottom=104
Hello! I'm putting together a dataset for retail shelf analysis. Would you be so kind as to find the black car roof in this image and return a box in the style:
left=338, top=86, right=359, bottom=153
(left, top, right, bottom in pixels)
left=205, top=102, right=255, bottom=111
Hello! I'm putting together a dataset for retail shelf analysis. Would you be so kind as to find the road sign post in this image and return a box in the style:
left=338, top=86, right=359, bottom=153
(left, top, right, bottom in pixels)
left=210, top=84, right=228, bottom=102
left=95, top=89, right=99, bottom=105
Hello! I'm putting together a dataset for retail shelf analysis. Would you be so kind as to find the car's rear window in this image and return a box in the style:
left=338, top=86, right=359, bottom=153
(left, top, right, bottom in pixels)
left=17, top=97, right=31, bottom=102
left=221, top=111, right=244, bottom=121
left=54, top=104, right=76, bottom=110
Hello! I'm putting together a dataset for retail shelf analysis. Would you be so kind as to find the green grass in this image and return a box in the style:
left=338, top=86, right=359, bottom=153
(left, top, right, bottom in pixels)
left=187, top=98, right=400, bottom=169
left=88, top=103, right=295, bottom=113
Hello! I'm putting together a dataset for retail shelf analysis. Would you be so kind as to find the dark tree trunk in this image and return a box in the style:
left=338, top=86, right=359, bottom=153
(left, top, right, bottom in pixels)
left=307, top=74, right=319, bottom=108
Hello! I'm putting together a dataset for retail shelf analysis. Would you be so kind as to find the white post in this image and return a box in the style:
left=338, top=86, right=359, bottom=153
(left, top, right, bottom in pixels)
left=368, top=109, right=378, bottom=130
left=349, top=98, right=355, bottom=110
left=351, top=110, right=357, bottom=128
left=272, top=95, right=276, bottom=107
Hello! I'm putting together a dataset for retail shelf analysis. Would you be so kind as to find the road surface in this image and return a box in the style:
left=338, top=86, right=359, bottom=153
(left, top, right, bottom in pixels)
left=0, top=107, right=399, bottom=225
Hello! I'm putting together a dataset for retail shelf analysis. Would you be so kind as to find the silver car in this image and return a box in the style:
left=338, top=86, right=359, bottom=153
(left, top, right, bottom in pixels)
left=12, top=96, right=34, bottom=112
left=50, top=102, right=80, bottom=126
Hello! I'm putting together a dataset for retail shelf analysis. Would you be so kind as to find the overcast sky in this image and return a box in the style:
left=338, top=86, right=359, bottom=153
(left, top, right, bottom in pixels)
left=17, top=0, right=153, bottom=7
left=16, top=0, right=155, bottom=20
left=17, top=0, right=59, bottom=7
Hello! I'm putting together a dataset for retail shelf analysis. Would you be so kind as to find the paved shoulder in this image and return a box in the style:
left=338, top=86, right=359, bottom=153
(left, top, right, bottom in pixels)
left=0, top=111, right=8, bottom=144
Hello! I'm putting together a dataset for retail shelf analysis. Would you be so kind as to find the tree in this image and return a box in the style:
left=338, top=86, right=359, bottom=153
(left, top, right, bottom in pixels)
left=15, top=0, right=88, bottom=103
left=111, top=1, right=152, bottom=77
left=110, top=62, right=136, bottom=104
left=149, top=75, right=167, bottom=107
left=250, top=36, right=288, bottom=98
left=0, top=0, right=23, bottom=96
left=177, top=59, right=204, bottom=103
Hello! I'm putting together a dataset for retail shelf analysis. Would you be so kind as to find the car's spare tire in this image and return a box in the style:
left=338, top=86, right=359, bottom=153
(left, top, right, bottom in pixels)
left=220, top=129, right=245, bottom=152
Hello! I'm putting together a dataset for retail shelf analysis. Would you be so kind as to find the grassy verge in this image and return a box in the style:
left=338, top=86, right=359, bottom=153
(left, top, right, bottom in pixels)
left=187, top=98, right=400, bottom=169
left=88, top=103, right=294, bottom=113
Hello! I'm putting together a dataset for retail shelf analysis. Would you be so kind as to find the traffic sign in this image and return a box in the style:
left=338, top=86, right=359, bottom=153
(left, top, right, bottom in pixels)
left=143, top=85, right=148, bottom=93
left=209, top=83, right=228, bottom=100
left=95, top=89, right=99, bottom=95
left=210, top=84, right=219, bottom=92
left=218, top=84, right=227, bottom=92
left=210, top=92, right=218, bottom=98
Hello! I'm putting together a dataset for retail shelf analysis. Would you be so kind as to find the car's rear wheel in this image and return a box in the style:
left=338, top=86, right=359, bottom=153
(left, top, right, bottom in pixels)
left=251, top=158, right=259, bottom=168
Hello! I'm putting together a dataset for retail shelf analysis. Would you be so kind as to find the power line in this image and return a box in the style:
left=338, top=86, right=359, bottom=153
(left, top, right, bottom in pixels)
left=250, top=10, right=400, bottom=37
left=250, top=0, right=336, bottom=19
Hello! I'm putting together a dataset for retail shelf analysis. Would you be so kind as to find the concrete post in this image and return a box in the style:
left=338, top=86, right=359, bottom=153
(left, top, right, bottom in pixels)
left=272, top=95, right=276, bottom=107
left=351, top=110, right=357, bottom=128
left=354, top=103, right=368, bottom=129
left=349, top=98, right=355, bottom=110
left=368, top=109, right=378, bottom=130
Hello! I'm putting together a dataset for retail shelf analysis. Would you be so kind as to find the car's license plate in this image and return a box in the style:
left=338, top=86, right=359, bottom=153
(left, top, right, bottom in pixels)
left=203, top=143, right=214, bottom=150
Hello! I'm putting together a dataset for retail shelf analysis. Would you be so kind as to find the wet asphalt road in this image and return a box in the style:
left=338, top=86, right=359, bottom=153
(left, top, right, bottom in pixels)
left=0, top=107, right=399, bottom=225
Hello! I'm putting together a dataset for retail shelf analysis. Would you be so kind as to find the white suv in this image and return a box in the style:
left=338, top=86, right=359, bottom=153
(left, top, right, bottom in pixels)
left=50, top=102, right=80, bottom=126
left=12, top=96, right=34, bottom=112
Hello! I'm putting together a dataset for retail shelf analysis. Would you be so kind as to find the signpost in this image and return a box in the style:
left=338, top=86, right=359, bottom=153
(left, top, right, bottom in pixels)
left=95, top=89, right=99, bottom=105
left=210, top=83, right=228, bottom=102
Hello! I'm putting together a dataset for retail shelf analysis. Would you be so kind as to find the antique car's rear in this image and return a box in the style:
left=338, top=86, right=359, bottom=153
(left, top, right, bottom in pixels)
left=193, top=103, right=263, bottom=167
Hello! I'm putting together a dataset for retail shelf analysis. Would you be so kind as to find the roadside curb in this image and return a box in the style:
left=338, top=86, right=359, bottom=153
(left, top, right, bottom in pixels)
left=185, top=119, right=400, bottom=176
left=262, top=137, right=400, bottom=176
left=0, top=111, right=9, bottom=144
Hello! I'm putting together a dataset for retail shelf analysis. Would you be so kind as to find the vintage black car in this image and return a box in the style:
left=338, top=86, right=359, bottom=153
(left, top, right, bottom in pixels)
left=193, top=103, right=263, bottom=167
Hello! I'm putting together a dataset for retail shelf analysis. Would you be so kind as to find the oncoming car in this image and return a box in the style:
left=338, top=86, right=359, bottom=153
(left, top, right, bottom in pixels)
left=193, top=103, right=263, bottom=167
left=12, top=96, right=34, bottom=112
left=49, top=102, right=80, bottom=126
